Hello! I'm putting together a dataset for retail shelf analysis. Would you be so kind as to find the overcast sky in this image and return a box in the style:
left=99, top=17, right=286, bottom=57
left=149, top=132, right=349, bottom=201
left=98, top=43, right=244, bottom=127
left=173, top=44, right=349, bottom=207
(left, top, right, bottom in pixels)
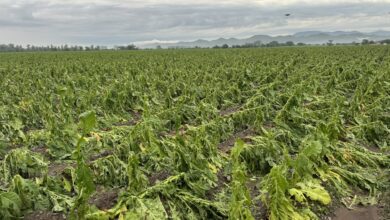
left=1, top=0, right=390, bottom=45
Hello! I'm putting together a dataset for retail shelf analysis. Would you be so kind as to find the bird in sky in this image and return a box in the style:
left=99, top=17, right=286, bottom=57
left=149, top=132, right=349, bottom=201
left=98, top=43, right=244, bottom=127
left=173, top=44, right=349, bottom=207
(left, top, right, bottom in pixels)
left=285, top=13, right=291, bottom=16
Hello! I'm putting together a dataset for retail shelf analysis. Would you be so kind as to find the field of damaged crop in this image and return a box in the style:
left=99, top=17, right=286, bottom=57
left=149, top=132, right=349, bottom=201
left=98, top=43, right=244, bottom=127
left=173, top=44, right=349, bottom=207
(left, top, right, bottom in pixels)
left=0, top=46, right=389, bottom=220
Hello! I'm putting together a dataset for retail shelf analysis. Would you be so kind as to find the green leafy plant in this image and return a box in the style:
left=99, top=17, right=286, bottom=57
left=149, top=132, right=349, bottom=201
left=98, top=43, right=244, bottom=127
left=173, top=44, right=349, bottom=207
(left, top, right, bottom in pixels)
left=70, top=111, right=97, bottom=219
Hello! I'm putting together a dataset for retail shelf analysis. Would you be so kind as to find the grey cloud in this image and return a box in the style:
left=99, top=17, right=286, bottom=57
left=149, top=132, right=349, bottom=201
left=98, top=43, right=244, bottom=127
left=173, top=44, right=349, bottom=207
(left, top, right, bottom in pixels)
left=0, top=1, right=389, bottom=45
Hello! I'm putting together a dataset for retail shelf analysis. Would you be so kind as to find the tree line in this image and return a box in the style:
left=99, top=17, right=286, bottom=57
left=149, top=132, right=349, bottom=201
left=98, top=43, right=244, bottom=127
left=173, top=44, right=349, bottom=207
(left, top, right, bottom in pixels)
left=0, top=44, right=138, bottom=52
left=1, top=39, right=389, bottom=52
left=213, top=41, right=300, bottom=49
left=211, top=39, right=390, bottom=49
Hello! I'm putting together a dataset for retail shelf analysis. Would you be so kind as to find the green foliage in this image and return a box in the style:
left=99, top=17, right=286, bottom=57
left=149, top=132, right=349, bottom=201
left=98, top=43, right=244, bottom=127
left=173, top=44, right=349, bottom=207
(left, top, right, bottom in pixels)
left=0, top=46, right=389, bottom=219
left=79, top=111, right=97, bottom=135
left=2, top=149, right=48, bottom=183
left=290, top=181, right=331, bottom=205
left=0, top=191, right=22, bottom=219
left=229, top=140, right=254, bottom=219
left=71, top=111, right=97, bottom=219
left=10, top=175, right=51, bottom=211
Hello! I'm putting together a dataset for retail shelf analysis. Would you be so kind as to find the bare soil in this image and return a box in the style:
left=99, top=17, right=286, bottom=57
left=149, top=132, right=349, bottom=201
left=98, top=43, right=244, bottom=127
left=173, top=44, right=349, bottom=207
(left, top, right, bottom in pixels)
left=326, top=186, right=390, bottom=220
left=148, top=170, right=171, bottom=185
left=218, top=128, right=256, bottom=154
left=89, top=186, right=119, bottom=210
left=378, top=188, right=390, bottom=220
left=219, top=106, right=241, bottom=117
left=48, top=161, right=75, bottom=176
left=30, top=145, right=50, bottom=157
left=364, top=145, right=381, bottom=153
left=262, top=121, right=276, bottom=129
left=159, top=194, right=172, bottom=219
left=206, top=170, right=230, bottom=200
left=247, top=177, right=267, bottom=219
left=332, top=206, right=379, bottom=220
left=114, top=111, right=142, bottom=126
left=24, top=211, right=66, bottom=220
left=89, top=150, right=113, bottom=161
left=158, top=125, right=189, bottom=139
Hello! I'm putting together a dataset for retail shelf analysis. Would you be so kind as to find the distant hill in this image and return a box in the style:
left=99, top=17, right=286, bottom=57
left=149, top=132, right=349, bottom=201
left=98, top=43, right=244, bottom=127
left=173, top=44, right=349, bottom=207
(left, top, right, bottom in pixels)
left=138, top=31, right=390, bottom=48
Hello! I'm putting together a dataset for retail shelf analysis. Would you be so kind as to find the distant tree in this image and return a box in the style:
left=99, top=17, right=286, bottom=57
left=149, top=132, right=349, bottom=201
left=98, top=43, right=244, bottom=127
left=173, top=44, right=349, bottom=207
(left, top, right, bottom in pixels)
left=285, top=41, right=294, bottom=46
left=297, top=42, right=306, bottom=46
left=267, top=41, right=279, bottom=47
left=0, top=43, right=105, bottom=52
left=156, top=45, right=162, bottom=49
left=327, top=40, right=334, bottom=46
left=126, top=44, right=137, bottom=50
left=221, top=44, right=229, bottom=48
left=380, top=39, right=390, bottom=44
left=361, top=39, right=369, bottom=45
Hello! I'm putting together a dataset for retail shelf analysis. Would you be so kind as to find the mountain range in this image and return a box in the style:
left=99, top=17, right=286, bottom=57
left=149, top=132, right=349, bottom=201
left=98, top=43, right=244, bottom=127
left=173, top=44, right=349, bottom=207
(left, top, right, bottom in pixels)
left=137, top=31, right=390, bottom=48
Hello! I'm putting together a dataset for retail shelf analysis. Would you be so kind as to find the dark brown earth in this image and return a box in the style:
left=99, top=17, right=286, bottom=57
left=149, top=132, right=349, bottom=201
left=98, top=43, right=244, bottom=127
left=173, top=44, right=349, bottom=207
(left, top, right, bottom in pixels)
left=159, top=194, right=172, bottom=219
left=158, top=125, right=188, bottom=138
left=30, top=145, right=50, bottom=157
left=364, top=145, right=381, bottom=153
left=24, top=211, right=66, bottom=220
left=88, top=186, right=118, bottom=210
left=167, top=126, right=187, bottom=137
left=148, top=170, right=171, bottom=185
left=247, top=177, right=267, bottom=219
left=48, top=161, right=75, bottom=176
left=218, top=128, right=256, bottom=154
left=219, top=106, right=241, bottom=117
left=378, top=189, right=390, bottom=220
left=332, top=206, right=379, bottom=220
left=89, top=150, right=113, bottom=161
left=114, top=110, right=142, bottom=126
left=206, top=170, right=230, bottom=200
left=262, top=121, right=276, bottom=129
left=327, top=185, right=390, bottom=220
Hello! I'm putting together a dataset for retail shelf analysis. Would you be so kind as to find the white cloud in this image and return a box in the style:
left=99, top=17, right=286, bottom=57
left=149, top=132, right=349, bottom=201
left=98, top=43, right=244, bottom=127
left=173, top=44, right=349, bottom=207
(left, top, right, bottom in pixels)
left=0, top=0, right=389, bottom=45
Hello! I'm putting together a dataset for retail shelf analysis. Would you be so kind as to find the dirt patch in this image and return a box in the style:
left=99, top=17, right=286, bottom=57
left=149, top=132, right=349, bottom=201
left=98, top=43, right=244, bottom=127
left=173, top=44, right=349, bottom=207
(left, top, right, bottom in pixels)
left=247, top=177, right=267, bottom=219
left=332, top=206, right=379, bottom=220
left=114, top=111, right=142, bottom=126
left=48, top=161, right=75, bottom=176
left=206, top=170, right=230, bottom=200
left=89, top=150, right=113, bottom=162
left=24, top=210, right=66, bottom=220
left=220, top=106, right=241, bottom=117
left=159, top=126, right=188, bottom=138
left=89, top=186, right=118, bottom=210
left=338, top=136, right=351, bottom=143
left=218, top=128, right=257, bottom=154
left=262, top=121, right=276, bottom=129
left=168, top=127, right=187, bottom=136
left=159, top=194, right=172, bottom=219
left=148, top=170, right=171, bottom=185
left=364, top=145, right=381, bottom=153
left=378, top=188, right=390, bottom=220
left=30, top=145, right=50, bottom=158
